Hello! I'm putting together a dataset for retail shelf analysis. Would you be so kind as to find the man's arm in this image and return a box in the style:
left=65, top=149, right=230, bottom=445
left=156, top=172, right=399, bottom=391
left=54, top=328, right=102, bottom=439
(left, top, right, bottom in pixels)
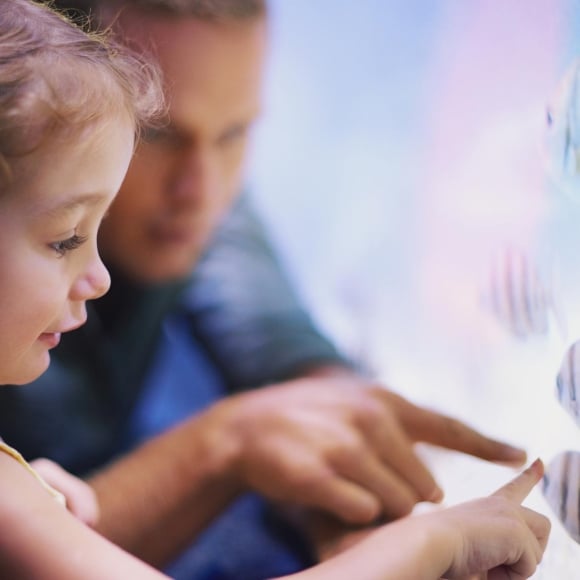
left=89, top=406, right=244, bottom=566
left=90, top=374, right=528, bottom=567
left=186, top=191, right=355, bottom=389
left=90, top=193, right=529, bottom=567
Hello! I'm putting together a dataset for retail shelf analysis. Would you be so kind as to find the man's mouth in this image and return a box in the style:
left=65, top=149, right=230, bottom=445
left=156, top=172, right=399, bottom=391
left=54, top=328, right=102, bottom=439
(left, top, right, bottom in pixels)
left=149, top=222, right=201, bottom=246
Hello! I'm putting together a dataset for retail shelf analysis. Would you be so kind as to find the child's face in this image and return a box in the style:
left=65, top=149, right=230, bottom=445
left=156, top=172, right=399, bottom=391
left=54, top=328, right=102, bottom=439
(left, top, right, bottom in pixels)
left=0, top=120, right=134, bottom=385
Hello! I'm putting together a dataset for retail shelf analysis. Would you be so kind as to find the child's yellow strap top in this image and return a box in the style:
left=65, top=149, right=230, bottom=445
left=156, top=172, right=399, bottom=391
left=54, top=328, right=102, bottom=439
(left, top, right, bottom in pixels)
left=0, top=440, right=66, bottom=506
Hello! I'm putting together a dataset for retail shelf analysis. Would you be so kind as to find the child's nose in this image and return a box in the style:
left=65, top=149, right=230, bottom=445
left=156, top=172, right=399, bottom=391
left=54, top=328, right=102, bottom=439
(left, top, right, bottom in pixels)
left=70, top=256, right=111, bottom=302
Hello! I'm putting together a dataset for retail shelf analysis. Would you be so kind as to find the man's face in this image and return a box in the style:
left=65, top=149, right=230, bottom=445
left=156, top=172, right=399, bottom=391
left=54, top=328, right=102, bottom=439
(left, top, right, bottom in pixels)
left=98, top=11, right=267, bottom=283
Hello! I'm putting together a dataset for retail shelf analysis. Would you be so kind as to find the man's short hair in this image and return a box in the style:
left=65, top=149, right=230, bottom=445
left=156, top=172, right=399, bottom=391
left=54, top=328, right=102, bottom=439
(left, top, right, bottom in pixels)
left=50, top=0, right=266, bottom=23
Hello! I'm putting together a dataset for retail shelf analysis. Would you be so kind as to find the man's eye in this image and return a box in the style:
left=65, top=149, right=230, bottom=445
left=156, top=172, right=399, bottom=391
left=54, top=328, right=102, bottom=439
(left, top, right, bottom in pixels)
left=142, top=126, right=186, bottom=149
left=49, top=234, right=88, bottom=257
left=142, top=127, right=168, bottom=142
left=218, top=124, right=248, bottom=147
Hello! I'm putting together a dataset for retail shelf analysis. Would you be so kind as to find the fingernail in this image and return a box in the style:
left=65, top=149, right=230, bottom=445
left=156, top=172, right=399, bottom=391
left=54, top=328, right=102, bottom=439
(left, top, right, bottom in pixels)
left=504, top=445, right=527, bottom=461
left=528, top=458, right=544, bottom=477
left=428, top=485, right=444, bottom=503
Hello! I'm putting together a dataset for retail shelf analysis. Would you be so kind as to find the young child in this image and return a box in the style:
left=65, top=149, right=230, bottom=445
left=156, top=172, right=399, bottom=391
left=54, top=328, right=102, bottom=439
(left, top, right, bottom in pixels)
left=0, top=0, right=171, bottom=576
left=0, top=1, right=550, bottom=577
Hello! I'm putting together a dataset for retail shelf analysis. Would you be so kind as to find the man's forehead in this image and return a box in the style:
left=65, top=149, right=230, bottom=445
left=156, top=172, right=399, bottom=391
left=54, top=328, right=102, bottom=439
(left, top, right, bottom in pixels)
left=116, top=5, right=268, bottom=50
left=107, top=0, right=266, bottom=20
left=138, top=19, right=264, bottom=101
left=114, top=9, right=266, bottom=137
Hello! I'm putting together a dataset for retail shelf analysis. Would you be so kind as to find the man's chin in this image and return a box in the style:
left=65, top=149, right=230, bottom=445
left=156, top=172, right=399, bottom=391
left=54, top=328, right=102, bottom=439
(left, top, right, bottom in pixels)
left=124, top=259, right=196, bottom=285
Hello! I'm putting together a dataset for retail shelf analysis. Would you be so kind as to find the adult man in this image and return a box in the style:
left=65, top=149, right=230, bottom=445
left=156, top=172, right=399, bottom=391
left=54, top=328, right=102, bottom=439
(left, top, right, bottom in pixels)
left=3, top=0, right=527, bottom=577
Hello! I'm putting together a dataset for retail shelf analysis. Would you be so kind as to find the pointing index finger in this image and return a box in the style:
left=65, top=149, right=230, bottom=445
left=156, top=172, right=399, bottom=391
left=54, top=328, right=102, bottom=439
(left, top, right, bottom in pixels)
left=492, top=458, right=545, bottom=503
left=380, top=390, right=527, bottom=466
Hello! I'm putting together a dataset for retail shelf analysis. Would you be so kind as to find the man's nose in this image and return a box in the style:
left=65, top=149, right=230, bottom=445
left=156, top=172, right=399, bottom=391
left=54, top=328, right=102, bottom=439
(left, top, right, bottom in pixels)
left=170, top=147, right=217, bottom=207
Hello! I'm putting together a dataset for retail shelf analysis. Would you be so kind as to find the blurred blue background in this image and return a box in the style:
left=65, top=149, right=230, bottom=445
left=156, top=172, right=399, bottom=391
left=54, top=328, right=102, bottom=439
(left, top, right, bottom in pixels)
left=248, top=0, right=580, bottom=372
left=246, top=5, right=580, bottom=573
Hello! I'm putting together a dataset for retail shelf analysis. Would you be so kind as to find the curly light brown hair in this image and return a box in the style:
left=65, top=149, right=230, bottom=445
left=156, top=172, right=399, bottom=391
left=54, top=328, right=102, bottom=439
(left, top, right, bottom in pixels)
left=0, top=0, right=164, bottom=183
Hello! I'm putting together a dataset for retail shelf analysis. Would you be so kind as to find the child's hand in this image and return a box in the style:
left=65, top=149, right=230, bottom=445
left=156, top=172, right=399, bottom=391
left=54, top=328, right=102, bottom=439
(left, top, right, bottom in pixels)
left=30, top=458, right=99, bottom=527
left=436, top=459, right=550, bottom=579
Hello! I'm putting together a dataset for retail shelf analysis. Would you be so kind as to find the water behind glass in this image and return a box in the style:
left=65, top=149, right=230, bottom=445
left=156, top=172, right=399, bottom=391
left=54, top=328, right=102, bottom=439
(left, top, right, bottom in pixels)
left=251, top=1, right=580, bottom=576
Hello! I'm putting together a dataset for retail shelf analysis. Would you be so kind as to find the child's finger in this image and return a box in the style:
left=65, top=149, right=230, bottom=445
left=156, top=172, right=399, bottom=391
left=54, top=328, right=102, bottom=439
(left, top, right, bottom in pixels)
left=30, top=458, right=99, bottom=526
left=492, top=458, right=545, bottom=503
left=521, top=505, right=552, bottom=553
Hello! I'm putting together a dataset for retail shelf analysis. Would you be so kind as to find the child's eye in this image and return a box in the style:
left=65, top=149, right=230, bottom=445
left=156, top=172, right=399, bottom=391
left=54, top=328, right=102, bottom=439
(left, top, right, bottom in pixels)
left=49, top=234, right=88, bottom=257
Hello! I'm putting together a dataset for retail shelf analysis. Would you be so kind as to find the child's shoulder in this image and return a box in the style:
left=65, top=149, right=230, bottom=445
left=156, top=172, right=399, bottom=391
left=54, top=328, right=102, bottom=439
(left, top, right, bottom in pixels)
left=0, top=440, right=65, bottom=506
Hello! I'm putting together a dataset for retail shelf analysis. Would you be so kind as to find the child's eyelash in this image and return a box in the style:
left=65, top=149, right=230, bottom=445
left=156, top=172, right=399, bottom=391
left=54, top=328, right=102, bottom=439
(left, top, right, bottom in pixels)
left=49, top=234, right=88, bottom=257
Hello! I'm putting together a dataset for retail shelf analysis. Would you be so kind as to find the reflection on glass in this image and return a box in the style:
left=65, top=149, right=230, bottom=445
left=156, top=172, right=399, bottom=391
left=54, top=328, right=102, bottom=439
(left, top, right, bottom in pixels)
left=544, top=59, right=580, bottom=201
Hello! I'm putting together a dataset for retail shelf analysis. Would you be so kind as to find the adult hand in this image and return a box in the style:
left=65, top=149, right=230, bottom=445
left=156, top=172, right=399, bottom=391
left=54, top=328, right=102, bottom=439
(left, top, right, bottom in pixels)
left=213, top=372, right=527, bottom=524
left=30, top=458, right=99, bottom=526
